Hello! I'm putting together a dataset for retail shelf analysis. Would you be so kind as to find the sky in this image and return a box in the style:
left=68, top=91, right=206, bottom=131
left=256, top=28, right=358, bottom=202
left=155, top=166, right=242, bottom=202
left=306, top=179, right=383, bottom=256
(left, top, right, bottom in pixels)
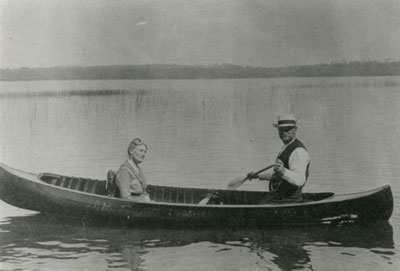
left=0, top=0, right=399, bottom=69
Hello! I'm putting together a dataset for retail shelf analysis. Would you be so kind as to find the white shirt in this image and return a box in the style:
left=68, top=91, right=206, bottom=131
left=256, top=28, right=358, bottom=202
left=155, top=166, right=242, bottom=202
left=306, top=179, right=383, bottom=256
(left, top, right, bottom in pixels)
left=258, top=138, right=310, bottom=187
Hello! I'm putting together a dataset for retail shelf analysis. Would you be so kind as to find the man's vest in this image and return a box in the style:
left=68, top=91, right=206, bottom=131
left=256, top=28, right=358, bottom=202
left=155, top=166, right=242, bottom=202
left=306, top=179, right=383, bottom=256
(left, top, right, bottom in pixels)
left=270, top=138, right=310, bottom=201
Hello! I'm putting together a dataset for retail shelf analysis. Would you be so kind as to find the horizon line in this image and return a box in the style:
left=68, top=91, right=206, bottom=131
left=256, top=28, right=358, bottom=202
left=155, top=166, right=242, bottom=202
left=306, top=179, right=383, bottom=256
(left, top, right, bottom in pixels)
left=1, top=59, right=399, bottom=71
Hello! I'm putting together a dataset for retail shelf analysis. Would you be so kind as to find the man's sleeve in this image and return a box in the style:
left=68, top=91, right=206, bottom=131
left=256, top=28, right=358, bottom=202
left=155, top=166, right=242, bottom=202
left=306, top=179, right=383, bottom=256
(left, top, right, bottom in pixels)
left=258, top=169, right=274, bottom=180
left=282, top=148, right=310, bottom=186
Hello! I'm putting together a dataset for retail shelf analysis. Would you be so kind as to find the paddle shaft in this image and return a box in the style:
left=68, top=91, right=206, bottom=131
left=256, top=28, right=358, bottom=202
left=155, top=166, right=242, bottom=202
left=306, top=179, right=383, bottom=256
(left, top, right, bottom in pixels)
left=228, top=164, right=274, bottom=190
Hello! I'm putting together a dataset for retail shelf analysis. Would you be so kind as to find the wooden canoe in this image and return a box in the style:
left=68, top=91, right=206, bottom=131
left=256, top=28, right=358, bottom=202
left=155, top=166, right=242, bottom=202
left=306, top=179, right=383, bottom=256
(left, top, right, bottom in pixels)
left=0, top=163, right=393, bottom=228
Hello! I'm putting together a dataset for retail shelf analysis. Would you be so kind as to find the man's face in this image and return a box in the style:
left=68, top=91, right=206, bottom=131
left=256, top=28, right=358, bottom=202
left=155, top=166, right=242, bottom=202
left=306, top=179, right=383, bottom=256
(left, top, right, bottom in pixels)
left=278, top=126, right=297, bottom=144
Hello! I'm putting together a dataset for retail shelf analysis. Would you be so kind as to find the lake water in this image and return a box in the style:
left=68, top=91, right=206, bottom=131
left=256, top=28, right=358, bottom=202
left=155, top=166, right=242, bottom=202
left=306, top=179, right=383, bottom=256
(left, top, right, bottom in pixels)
left=0, top=77, right=399, bottom=270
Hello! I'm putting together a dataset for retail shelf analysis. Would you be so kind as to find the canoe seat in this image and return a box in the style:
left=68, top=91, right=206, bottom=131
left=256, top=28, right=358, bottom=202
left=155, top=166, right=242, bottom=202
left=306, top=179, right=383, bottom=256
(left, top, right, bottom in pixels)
left=105, top=169, right=119, bottom=197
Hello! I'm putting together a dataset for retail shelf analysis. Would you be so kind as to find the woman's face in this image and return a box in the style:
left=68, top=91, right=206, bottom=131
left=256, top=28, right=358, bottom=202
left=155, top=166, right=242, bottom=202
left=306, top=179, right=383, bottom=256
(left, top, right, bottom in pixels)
left=129, top=145, right=147, bottom=164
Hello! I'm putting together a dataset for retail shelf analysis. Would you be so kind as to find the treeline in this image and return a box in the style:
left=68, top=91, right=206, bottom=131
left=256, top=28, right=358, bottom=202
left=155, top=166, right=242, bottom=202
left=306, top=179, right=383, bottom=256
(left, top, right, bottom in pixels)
left=1, top=60, right=399, bottom=81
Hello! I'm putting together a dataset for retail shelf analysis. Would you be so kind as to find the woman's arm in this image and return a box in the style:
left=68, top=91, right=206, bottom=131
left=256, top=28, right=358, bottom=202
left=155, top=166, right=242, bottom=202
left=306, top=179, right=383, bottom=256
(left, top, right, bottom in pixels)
left=116, top=167, right=132, bottom=199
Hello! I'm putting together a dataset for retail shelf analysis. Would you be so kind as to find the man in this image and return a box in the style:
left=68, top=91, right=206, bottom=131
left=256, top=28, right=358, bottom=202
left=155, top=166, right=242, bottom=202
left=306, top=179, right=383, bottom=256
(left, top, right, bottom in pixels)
left=249, top=114, right=310, bottom=201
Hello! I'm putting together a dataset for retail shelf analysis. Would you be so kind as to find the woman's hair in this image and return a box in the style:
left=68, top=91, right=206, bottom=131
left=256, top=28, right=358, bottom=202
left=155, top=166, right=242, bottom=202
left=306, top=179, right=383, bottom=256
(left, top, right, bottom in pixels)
left=127, top=138, right=148, bottom=154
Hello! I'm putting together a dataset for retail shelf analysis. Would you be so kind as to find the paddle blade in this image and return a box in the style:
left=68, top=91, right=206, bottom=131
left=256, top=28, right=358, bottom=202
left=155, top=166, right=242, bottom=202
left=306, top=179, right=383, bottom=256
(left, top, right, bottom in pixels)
left=227, top=176, right=248, bottom=190
left=198, top=196, right=211, bottom=205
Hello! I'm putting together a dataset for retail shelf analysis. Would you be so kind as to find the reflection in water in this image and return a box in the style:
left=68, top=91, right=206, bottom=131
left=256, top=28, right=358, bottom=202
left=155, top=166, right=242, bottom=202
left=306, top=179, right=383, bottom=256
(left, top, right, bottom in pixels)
left=0, top=214, right=394, bottom=270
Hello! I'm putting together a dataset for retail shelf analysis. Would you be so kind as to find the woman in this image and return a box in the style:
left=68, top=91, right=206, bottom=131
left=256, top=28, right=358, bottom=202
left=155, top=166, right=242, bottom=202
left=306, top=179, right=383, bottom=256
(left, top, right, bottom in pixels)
left=116, top=138, right=150, bottom=201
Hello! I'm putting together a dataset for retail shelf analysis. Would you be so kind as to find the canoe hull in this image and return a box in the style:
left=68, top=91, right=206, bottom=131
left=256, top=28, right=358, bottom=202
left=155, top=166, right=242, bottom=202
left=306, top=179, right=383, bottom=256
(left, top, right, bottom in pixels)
left=0, top=163, right=393, bottom=228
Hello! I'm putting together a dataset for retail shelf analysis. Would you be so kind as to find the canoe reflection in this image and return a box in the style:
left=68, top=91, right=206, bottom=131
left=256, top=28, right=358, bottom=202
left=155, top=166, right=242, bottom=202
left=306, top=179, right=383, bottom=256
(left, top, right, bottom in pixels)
left=0, top=214, right=394, bottom=270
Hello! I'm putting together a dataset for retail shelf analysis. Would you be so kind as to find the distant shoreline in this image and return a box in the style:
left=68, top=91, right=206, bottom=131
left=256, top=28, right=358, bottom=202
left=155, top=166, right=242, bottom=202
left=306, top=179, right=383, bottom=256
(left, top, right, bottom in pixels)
left=1, top=61, right=399, bottom=81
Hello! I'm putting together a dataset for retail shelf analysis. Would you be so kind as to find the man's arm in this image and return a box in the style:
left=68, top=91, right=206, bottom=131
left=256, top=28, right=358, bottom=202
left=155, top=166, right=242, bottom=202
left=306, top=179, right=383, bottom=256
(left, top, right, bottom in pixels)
left=282, top=148, right=310, bottom=186
left=257, top=170, right=274, bottom=181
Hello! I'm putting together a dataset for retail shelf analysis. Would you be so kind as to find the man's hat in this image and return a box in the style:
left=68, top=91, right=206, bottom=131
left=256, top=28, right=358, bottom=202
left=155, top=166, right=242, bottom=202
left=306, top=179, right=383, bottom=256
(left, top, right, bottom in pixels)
left=273, top=114, right=297, bottom=128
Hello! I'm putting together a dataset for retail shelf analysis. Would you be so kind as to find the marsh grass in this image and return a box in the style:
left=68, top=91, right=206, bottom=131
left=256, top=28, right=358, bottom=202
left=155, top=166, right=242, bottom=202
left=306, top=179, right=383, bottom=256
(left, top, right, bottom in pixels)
left=0, top=89, right=132, bottom=99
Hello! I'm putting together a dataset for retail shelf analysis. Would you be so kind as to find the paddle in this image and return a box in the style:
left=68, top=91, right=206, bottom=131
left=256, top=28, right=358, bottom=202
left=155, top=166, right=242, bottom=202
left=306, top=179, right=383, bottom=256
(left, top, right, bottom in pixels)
left=198, top=191, right=222, bottom=205
left=227, top=165, right=274, bottom=190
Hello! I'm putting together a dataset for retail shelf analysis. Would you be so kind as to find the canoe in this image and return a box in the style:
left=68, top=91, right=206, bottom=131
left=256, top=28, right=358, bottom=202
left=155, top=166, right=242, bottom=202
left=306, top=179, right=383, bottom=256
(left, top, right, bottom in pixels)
left=0, top=163, right=393, bottom=228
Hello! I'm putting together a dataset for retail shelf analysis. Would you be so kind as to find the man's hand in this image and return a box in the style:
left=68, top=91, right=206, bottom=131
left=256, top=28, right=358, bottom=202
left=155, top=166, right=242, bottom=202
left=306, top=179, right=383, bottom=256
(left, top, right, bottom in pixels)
left=274, top=159, right=285, bottom=176
left=247, top=172, right=258, bottom=180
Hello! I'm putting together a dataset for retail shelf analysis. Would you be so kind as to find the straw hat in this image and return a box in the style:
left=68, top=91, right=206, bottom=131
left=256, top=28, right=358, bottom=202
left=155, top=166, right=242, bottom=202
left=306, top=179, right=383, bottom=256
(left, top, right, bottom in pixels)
left=272, top=114, right=297, bottom=128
